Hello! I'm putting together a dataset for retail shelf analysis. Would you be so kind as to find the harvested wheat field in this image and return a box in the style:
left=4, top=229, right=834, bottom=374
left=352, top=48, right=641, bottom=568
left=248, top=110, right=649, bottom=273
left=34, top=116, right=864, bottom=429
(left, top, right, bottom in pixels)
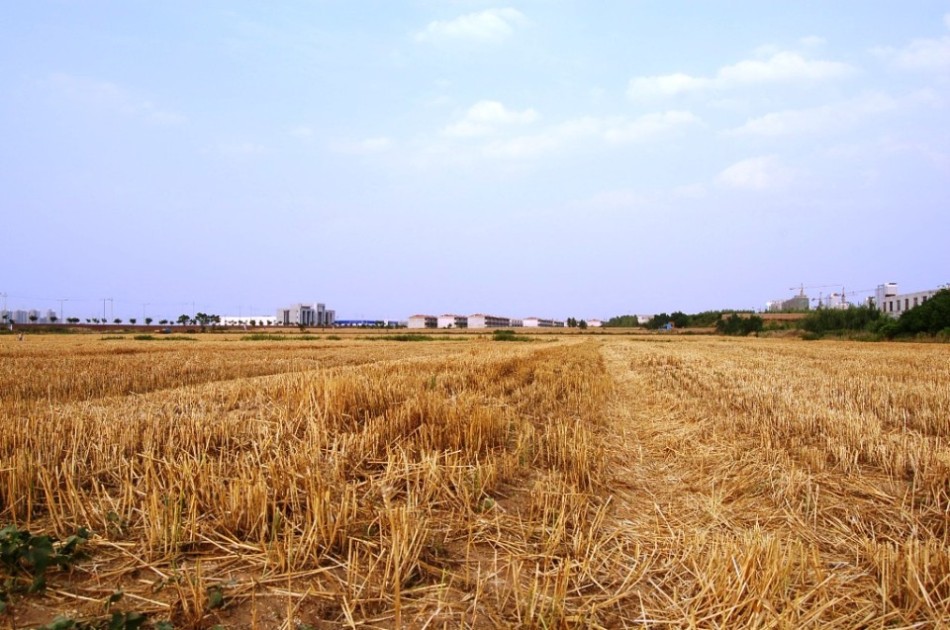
left=1, top=333, right=948, bottom=628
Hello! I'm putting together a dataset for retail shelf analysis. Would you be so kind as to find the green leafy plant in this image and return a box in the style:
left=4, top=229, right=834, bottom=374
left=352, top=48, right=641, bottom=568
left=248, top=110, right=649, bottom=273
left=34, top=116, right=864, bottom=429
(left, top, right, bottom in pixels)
left=0, top=525, right=90, bottom=594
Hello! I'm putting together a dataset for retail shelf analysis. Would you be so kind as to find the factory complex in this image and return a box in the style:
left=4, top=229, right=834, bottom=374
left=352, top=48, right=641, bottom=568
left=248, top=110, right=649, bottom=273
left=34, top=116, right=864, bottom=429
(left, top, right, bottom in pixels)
left=408, top=314, right=570, bottom=329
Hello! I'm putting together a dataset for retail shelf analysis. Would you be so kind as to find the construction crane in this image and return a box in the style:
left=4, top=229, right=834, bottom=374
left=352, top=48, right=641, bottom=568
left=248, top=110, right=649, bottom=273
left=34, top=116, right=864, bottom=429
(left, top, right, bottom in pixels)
left=811, top=287, right=876, bottom=309
left=789, top=283, right=839, bottom=296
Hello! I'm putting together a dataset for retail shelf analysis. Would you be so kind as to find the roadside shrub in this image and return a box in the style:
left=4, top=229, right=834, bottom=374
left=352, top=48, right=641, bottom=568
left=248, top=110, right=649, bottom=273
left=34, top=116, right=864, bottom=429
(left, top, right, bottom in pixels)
left=716, top=314, right=763, bottom=336
left=893, top=289, right=950, bottom=336
left=801, top=306, right=881, bottom=335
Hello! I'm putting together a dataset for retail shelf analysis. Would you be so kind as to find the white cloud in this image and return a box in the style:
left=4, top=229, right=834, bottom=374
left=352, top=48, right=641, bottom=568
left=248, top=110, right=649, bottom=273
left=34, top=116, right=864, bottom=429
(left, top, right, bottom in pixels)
left=46, top=73, right=185, bottom=125
left=602, top=110, right=700, bottom=143
left=800, top=35, right=826, bottom=49
left=727, top=93, right=897, bottom=137
left=415, top=8, right=526, bottom=44
left=628, top=51, right=854, bottom=99
left=443, top=100, right=538, bottom=137
left=718, top=52, right=853, bottom=85
left=872, top=13, right=950, bottom=71
left=716, top=156, right=794, bottom=191
left=627, top=73, right=711, bottom=98
left=479, top=110, right=700, bottom=159
left=291, top=125, right=314, bottom=138
left=888, top=37, right=950, bottom=70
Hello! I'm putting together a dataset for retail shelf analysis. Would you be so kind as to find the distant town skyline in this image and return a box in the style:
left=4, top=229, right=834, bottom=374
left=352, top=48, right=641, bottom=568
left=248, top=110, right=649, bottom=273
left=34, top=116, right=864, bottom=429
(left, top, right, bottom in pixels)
left=4, top=279, right=948, bottom=324
left=2, top=3, right=948, bottom=319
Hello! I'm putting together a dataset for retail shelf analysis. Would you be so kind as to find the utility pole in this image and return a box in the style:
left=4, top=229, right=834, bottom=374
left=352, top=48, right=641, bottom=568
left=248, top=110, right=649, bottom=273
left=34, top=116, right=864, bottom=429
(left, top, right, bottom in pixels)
left=102, top=298, right=113, bottom=321
left=143, top=303, right=149, bottom=323
left=57, top=298, right=69, bottom=322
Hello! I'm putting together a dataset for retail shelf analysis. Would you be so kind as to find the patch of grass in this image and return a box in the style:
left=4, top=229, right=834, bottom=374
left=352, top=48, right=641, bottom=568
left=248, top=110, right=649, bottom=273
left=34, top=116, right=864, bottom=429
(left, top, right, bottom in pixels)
left=100, top=336, right=127, bottom=341
left=132, top=335, right=155, bottom=341
left=363, top=334, right=467, bottom=342
left=492, top=329, right=533, bottom=342
left=241, top=334, right=321, bottom=341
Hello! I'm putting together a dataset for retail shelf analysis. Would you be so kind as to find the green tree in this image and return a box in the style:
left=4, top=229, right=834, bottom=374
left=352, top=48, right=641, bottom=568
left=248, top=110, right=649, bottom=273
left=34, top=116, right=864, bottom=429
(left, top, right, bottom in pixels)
left=28, top=314, right=38, bottom=323
left=671, top=311, right=690, bottom=328
left=801, top=306, right=881, bottom=335
left=892, top=289, right=950, bottom=336
left=716, top=314, right=764, bottom=336
left=129, top=318, right=137, bottom=325
left=605, top=315, right=640, bottom=327
left=145, top=317, right=153, bottom=325
left=177, top=314, right=190, bottom=326
left=113, top=318, right=122, bottom=324
left=646, top=313, right=670, bottom=330
left=579, top=319, right=588, bottom=330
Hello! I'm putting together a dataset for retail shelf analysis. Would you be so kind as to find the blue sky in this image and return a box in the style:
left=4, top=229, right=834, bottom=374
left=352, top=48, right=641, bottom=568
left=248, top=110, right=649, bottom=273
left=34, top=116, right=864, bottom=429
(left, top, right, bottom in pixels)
left=2, top=1, right=948, bottom=321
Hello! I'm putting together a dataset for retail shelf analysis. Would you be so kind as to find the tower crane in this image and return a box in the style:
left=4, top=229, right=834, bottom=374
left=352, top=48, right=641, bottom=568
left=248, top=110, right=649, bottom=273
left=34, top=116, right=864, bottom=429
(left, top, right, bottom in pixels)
left=789, top=283, right=839, bottom=296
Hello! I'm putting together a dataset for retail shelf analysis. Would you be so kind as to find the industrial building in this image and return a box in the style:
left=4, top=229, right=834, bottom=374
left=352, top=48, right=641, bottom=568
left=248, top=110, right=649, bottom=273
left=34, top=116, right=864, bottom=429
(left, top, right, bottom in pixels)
left=1, top=309, right=56, bottom=324
left=873, top=283, right=942, bottom=318
left=522, top=317, right=565, bottom=328
left=766, top=294, right=811, bottom=312
left=437, top=314, right=468, bottom=329
left=408, top=314, right=437, bottom=329
left=276, top=303, right=335, bottom=327
left=467, top=314, right=511, bottom=328
left=522, top=317, right=555, bottom=327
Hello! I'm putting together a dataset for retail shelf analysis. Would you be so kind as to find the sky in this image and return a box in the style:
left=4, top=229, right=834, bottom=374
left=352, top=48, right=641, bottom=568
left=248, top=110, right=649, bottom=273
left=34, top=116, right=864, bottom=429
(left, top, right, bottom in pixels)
left=2, top=1, right=949, bottom=322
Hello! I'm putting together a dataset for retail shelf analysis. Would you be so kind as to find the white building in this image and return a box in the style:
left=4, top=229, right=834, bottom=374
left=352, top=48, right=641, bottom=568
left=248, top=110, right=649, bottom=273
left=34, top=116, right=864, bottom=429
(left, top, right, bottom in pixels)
left=588, top=319, right=603, bottom=327
left=437, top=314, right=467, bottom=329
left=408, top=314, right=437, bottom=329
left=468, top=314, right=510, bottom=328
left=523, top=317, right=556, bottom=328
left=874, top=283, right=942, bottom=318
left=822, top=292, right=849, bottom=310
left=276, top=303, right=335, bottom=327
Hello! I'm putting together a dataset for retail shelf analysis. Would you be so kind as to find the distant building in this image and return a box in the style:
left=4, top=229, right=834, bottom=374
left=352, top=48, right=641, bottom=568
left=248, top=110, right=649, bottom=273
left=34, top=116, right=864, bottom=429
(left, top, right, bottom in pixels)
left=783, top=295, right=810, bottom=311
left=873, top=282, right=942, bottom=318
left=468, top=314, right=510, bottom=328
left=523, top=317, right=556, bottom=327
left=408, top=314, right=437, bottom=329
left=822, top=292, right=849, bottom=310
left=588, top=319, right=603, bottom=327
left=437, top=314, right=468, bottom=329
left=276, top=303, right=335, bottom=327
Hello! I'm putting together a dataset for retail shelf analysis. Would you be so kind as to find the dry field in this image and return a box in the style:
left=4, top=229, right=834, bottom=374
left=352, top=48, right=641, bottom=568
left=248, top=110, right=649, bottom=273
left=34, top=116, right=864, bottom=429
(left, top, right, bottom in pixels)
left=0, top=333, right=948, bottom=628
